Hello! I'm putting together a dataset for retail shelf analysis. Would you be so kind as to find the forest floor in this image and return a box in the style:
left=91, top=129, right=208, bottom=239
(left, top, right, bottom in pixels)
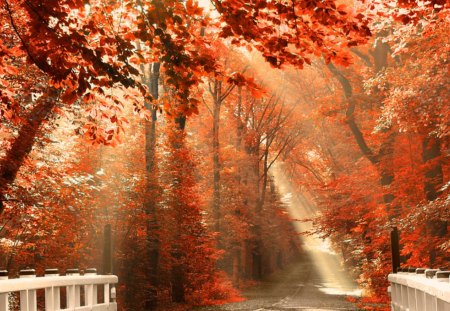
left=195, top=251, right=361, bottom=311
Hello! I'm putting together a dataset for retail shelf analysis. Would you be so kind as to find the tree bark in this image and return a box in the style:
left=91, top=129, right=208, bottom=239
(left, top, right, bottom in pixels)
left=209, top=77, right=237, bottom=234
left=0, top=89, right=57, bottom=214
left=422, top=135, right=444, bottom=202
left=327, top=60, right=396, bottom=210
left=370, top=37, right=390, bottom=73
left=144, top=62, right=160, bottom=311
left=233, top=86, right=247, bottom=283
left=236, top=86, right=244, bottom=150
left=171, top=112, right=186, bottom=304
left=212, top=80, right=222, bottom=233
left=422, top=133, right=447, bottom=264
left=252, top=141, right=262, bottom=280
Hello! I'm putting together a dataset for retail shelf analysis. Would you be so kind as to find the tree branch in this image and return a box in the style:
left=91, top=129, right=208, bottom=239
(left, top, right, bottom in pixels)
left=351, top=48, right=373, bottom=67
left=327, top=62, right=378, bottom=164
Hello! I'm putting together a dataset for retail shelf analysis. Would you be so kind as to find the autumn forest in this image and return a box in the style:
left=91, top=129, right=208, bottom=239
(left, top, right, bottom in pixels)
left=0, top=0, right=449, bottom=310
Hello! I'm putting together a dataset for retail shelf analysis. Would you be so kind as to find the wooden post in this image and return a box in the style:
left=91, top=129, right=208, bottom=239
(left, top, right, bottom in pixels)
left=84, top=268, right=98, bottom=306
left=19, top=269, right=37, bottom=311
left=104, top=283, right=110, bottom=304
left=103, top=224, right=113, bottom=275
left=44, top=269, right=60, bottom=311
left=66, top=269, right=80, bottom=309
left=391, top=227, right=401, bottom=273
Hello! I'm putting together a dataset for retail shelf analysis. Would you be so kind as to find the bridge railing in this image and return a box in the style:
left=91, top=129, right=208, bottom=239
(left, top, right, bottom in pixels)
left=0, top=268, right=118, bottom=311
left=388, top=268, right=450, bottom=311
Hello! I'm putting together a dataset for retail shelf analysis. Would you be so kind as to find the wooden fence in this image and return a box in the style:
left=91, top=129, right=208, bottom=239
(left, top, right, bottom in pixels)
left=0, top=268, right=117, bottom=311
left=388, top=268, right=450, bottom=311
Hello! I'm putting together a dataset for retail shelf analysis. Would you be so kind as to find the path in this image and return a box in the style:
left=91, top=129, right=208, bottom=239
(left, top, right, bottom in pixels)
left=195, top=251, right=359, bottom=311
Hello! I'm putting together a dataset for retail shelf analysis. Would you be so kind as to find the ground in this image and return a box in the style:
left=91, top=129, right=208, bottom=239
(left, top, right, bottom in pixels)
left=195, top=251, right=360, bottom=311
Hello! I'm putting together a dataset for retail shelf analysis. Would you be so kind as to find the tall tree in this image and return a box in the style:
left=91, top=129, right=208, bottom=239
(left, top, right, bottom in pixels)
left=143, top=62, right=161, bottom=310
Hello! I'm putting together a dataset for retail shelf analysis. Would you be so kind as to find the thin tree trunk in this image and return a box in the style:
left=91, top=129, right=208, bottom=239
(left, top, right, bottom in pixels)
left=422, top=134, right=447, bottom=264
left=252, top=143, right=263, bottom=280
left=422, top=135, right=444, bottom=202
left=236, top=86, right=244, bottom=150
left=144, top=62, right=160, bottom=310
left=253, top=144, right=271, bottom=280
left=379, top=133, right=396, bottom=209
left=233, top=86, right=246, bottom=284
left=171, top=113, right=186, bottom=303
left=212, top=81, right=222, bottom=233
left=370, top=37, right=390, bottom=73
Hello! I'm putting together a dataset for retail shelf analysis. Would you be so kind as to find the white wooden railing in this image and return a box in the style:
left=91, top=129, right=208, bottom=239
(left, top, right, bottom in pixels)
left=0, top=269, right=118, bottom=311
left=388, top=268, right=450, bottom=311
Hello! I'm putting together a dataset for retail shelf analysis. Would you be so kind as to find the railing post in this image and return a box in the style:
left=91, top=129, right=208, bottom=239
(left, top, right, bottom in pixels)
left=0, top=270, right=9, bottom=311
left=44, top=269, right=60, bottom=311
left=435, top=271, right=450, bottom=311
left=111, top=285, right=116, bottom=302
left=390, top=268, right=399, bottom=310
left=104, top=283, right=110, bottom=304
left=66, top=268, right=80, bottom=308
left=406, top=267, right=416, bottom=310
left=390, top=227, right=400, bottom=274
left=425, top=267, right=440, bottom=310
left=110, top=285, right=117, bottom=311
left=84, top=268, right=97, bottom=307
left=19, top=269, right=37, bottom=311
left=415, top=268, right=426, bottom=311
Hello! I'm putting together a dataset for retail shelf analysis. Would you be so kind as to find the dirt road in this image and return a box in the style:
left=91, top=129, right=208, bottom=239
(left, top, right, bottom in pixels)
left=195, top=252, right=360, bottom=311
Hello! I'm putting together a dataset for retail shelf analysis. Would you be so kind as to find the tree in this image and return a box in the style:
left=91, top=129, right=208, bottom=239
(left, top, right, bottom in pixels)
left=1, top=0, right=374, bottom=213
left=366, top=3, right=449, bottom=266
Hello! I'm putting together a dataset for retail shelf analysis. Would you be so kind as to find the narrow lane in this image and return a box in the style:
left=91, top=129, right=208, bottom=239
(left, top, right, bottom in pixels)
left=196, top=252, right=359, bottom=311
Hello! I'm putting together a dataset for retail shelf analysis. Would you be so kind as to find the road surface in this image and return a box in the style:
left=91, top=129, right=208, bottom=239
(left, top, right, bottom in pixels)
left=195, top=252, right=360, bottom=311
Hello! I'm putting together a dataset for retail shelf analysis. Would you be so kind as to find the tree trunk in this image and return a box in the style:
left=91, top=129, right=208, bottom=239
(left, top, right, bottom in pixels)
left=236, top=87, right=244, bottom=150
left=422, top=135, right=443, bottom=202
left=0, top=89, right=57, bottom=214
left=371, top=37, right=390, bottom=73
left=379, top=132, right=396, bottom=211
left=144, top=62, right=160, bottom=311
left=422, top=134, right=447, bottom=264
left=171, top=254, right=185, bottom=303
left=253, top=144, right=271, bottom=280
left=170, top=115, right=186, bottom=303
left=212, top=80, right=222, bottom=233
left=233, top=87, right=247, bottom=283
left=252, top=143, right=263, bottom=280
